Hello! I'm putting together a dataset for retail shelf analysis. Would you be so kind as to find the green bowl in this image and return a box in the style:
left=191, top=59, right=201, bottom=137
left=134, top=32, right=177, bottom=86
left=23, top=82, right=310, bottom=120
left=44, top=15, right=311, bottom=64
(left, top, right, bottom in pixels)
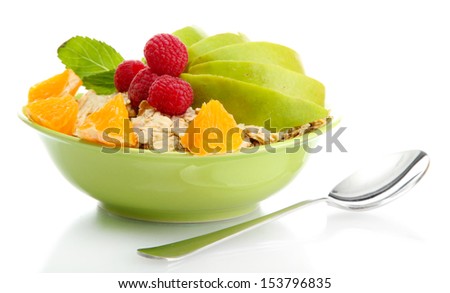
left=19, top=112, right=331, bottom=222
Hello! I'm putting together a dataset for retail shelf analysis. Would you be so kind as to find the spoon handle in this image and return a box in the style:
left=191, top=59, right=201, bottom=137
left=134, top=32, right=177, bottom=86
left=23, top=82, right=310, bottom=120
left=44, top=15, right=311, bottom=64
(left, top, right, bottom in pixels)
left=138, top=198, right=326, bottom=260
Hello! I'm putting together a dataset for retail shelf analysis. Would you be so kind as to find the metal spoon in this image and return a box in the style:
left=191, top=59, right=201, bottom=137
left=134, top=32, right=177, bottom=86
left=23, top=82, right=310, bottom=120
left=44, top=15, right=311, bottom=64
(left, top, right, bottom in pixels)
left=138, top=150, right=430, bottom=260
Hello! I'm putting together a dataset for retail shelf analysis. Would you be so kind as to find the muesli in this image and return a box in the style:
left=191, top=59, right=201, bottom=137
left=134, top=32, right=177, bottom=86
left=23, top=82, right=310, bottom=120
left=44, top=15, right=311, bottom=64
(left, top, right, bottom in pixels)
left=24, top=27, right=330, bottom=155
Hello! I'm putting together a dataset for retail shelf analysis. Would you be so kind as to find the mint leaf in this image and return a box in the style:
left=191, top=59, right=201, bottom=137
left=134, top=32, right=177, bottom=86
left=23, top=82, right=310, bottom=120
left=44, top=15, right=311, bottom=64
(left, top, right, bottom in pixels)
left=57, top=36, right=124, bottom=93
left=82, top=70, right=116, bottom=95
left=58, top=36, right=124, bottom=77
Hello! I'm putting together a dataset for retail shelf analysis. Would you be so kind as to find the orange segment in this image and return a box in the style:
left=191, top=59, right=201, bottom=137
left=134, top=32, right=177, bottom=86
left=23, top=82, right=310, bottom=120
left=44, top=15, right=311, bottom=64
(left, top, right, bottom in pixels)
left=180, top=100, right=243, bottom=155
left=76, top=93, right=137, bottom=147
left=28, top=69, right=82, bottom=103
left=25, top=94, right=78, bottom=135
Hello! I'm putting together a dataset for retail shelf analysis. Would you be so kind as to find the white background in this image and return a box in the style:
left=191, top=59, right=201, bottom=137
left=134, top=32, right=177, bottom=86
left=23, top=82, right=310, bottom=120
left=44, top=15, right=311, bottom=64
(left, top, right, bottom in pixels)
left=1, top=0, right=449, bottom=291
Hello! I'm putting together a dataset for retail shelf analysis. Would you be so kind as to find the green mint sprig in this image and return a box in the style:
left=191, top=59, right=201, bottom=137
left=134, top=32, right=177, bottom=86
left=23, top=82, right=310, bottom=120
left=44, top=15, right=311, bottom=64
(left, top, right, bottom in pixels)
left=57, top=36, right=124, bottom=95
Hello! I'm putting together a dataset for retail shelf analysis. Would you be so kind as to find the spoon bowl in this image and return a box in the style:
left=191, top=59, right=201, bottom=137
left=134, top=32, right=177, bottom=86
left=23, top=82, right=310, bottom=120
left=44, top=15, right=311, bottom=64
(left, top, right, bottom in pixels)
left=327, top=150, right=430, bottom=210
left=138, top=150, right=430, bottom=260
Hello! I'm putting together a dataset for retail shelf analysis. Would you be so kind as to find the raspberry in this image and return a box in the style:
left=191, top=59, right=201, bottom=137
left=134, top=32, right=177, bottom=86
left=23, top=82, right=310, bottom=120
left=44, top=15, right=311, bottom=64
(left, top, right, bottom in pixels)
left=128, top=67, right=159, bottom=109
left=144, top=34, right=188, bottom=76
left=148, top=75, right=193, bottom=116
left=114, top=60, right=146, bottom=92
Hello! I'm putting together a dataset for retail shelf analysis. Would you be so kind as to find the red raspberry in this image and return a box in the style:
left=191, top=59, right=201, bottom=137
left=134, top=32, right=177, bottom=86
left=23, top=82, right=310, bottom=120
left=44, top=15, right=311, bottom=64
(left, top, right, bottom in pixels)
left=144, top=34, right=188, bottom=76
left=114, top=60, right=146, bottom=92
left=148, top=75, right=193, bottom=116
left=128, top=67, right=159, bottom=109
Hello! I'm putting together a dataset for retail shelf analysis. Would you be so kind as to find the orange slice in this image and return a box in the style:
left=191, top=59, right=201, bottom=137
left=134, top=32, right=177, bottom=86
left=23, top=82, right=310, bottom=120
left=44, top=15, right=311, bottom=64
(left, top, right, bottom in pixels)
left=25, top=94, right=78, bottom=135
left=28, top=69, right=82, bottom=103
left=180, top=100, right=243, bottom=155
left=76, top=94, right=137, bottom=147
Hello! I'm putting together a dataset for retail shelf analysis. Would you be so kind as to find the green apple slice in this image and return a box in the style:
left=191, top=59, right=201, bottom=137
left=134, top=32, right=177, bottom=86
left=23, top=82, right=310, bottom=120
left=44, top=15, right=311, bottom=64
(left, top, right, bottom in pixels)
left=181, top=74, right=328, bottom=130
left=188, top=60, right=324, bottom=106
left=190, top=42, right=304, bottom=74
left=172, top=26, right=207, bottom=48
left=188, top=33, right=248, bottom=64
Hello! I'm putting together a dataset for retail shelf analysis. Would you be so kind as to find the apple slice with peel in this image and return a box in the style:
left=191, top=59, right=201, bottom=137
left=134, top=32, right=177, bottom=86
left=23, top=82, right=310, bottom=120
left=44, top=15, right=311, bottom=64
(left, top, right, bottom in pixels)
left=181, top=73, right=328, bottom=130
left=188, top=60, right=324, bottom=106
left=190, top=42, right=304, bottom=74
left=188, top=33, right=248, bottom=65
left=172, top=26, right=207, bottom=48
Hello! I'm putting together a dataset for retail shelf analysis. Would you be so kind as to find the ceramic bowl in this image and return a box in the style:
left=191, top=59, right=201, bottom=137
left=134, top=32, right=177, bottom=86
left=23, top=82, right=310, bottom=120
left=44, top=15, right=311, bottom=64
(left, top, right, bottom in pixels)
left=19, top=112, right=331, bottom=222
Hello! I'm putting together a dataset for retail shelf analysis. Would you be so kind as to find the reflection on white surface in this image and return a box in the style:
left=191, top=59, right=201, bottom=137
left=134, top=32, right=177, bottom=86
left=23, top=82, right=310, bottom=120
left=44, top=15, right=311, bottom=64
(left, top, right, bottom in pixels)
left=43, top=207, right=314, bottom=273
left=319, top=211, right=423, bottom=242
left=42, top=202, right=422, bottom=273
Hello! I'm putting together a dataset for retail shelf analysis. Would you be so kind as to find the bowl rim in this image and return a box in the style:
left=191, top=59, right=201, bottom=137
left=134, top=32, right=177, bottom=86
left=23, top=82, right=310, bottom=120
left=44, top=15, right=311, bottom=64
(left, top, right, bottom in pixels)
left=19, top=110, right=338, bottom=158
